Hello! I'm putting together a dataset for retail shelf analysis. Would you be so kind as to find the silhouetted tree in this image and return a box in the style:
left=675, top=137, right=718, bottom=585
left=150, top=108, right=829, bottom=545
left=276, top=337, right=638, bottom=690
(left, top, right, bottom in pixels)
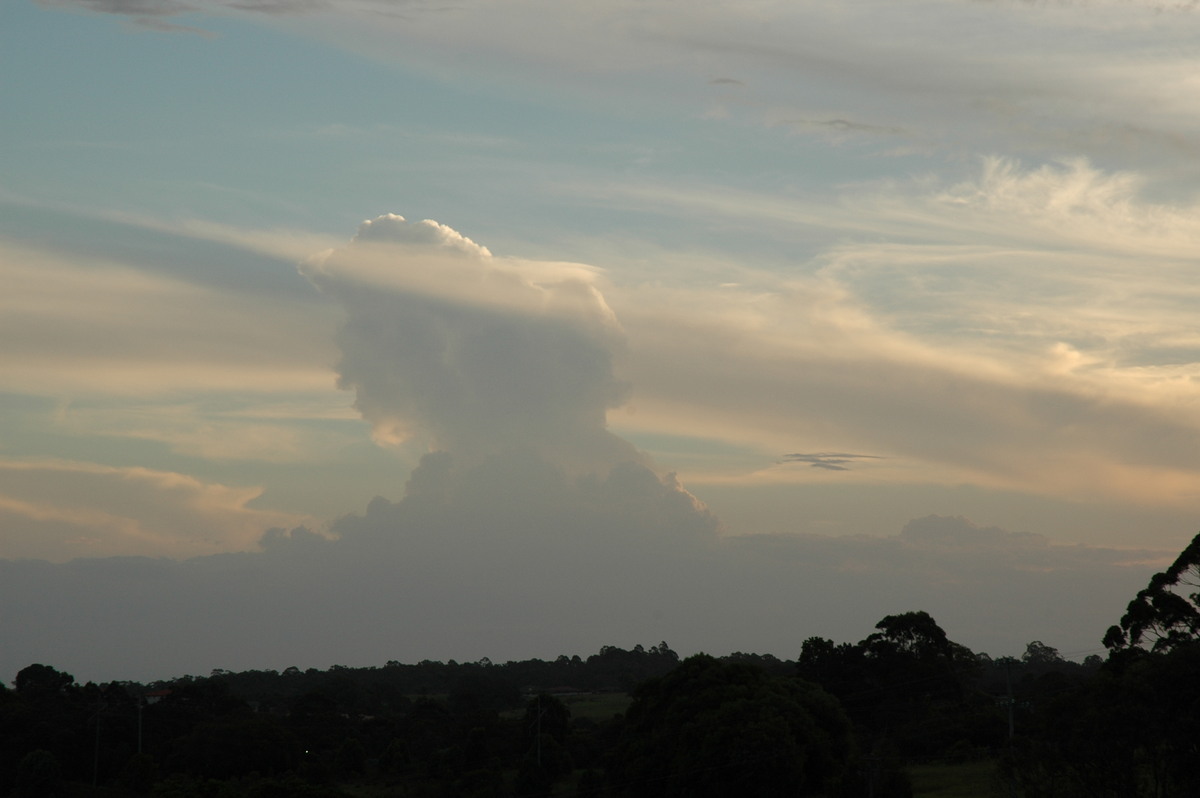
left=1106, top=530, right=1200, bottom=652
left=612, top=654, right=853, bottom=797
left=14, top=665, right=74, bottom=695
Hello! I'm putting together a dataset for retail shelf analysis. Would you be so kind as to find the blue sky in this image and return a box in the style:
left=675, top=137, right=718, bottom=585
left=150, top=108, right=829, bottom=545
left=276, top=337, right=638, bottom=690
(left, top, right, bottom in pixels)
left=5, top=0, right=1200, bottom=680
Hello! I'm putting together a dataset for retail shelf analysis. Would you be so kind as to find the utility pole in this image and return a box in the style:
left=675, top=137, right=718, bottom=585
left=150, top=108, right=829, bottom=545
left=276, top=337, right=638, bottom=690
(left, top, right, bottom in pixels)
left=1006, top=661, right=1014, bottom=740
left=91, top=700, right=107, bottom=787
left=1005, top=660, right=1017, bottom=798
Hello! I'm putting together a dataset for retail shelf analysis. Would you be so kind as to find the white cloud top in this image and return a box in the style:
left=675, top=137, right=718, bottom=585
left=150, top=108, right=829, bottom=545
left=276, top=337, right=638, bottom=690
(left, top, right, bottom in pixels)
left=302, top=214, right=638, bottom=470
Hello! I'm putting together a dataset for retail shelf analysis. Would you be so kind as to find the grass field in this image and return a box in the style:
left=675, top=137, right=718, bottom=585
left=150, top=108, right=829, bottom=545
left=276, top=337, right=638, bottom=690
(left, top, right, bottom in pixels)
left=560, top=692, right=632, bottom=722
left=500, top=691, right=632, bottom=722
left=909, top=759, right=1004, bottom=797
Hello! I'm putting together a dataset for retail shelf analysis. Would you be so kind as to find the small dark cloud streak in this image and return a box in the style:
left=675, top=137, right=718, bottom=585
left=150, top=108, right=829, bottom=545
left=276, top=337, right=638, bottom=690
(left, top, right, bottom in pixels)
left=39, top=0, right=332, bottom=21
left=781, top=452, right=884, bottom=471
left=37, top=0, right=190, bottom=15
left=784, top=117, right=905, bottom=137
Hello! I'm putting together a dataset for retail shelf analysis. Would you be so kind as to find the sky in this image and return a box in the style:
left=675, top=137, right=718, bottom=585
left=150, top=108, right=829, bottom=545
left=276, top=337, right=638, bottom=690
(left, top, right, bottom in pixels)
left=4, top=0, right=1200, bottom=684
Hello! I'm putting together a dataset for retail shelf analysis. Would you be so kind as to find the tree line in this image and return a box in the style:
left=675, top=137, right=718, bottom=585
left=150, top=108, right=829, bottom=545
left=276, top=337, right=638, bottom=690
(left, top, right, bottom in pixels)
left=6, top=530, right=1200, bottom=797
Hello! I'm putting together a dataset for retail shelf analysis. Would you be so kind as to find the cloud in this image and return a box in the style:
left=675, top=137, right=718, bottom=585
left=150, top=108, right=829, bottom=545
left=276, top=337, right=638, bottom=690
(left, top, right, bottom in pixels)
left=0, top=236, right=336, bottom=397
left=0, top=442, right=723, bottom=681
left=16, top=167, right=1200, bottom=545
left=51, top=400, right=363, bottom=463
left=20, top=0, right=1200, bottom=684
left=0, top=507, right=1160, bottom=682
left=128, top=15, right=215, bottom=34
left=36, top=0, right=308, bottom=15
left=39, top=0, right=193, bottom=15
left=223, top=0, right=328, bottom=12
left=581, top=157, right=1200, bottom=516
left=781, top=453, right=885, bottom=472
left=775, top=116, right=907, bottom=142
left=896, top=514, right=1048, bottom=553
left=0, top=458, right=308, bottom=561
left=726, top=514, right=1168, bottom=655
left=300, top=214, right=640, bottom=471
left=41, top=0, right=1200, bottom=181
left=734, top=514, right=1167, bottom=578
left=165, top=0, right=1197, bottom=180
left=0, top=211, right=1172, bottom=678
left=38, top=0, right=405, bottom=20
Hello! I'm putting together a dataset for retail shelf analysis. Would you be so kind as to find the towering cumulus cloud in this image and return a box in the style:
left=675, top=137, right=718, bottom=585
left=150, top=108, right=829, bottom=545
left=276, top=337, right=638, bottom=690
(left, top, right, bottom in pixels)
left=300, top=214, right=715, bottom=554
left=281, top=215, right=723, bottom=661
left=301, top=214, right=641, bottom=473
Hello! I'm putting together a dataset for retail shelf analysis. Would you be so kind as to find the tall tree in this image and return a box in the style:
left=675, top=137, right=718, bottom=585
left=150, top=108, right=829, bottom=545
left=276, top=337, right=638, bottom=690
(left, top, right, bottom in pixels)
left=1105, top=530, right=1200, bottom=652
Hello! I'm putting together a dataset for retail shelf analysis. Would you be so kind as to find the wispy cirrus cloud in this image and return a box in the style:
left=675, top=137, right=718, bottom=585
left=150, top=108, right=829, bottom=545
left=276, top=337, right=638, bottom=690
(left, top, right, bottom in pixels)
left=0, top=458, right=309, bottom=560
left=0, top=235, right=336, bottom=397
left=52, top=400, right=363, bottom=463
left=592, top=157, right=1200, bottom=517
left=43, top=0, right=1200, bottom=182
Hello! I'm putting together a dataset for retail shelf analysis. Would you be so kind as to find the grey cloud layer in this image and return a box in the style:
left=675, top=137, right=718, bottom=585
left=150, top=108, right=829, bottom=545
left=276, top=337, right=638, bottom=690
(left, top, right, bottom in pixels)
left=0, top=504, right=1154, bottom=683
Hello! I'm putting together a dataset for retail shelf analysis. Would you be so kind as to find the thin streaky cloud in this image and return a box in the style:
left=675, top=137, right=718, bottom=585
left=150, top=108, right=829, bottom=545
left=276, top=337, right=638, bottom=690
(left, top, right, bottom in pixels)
left=781, top=453, right=886, bottom=471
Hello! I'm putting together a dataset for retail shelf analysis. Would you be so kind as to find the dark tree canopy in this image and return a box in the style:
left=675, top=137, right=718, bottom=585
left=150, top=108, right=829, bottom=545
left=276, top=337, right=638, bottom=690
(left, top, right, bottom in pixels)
left=0, top=631, right=1137, bottom=797
left=613, top=654, right=854, bottom=798
left=13, top=665, right=74, bottom=695
left=1021, top=641, right=1063, bottom=666
left=866, top=611, right=954, bottom=659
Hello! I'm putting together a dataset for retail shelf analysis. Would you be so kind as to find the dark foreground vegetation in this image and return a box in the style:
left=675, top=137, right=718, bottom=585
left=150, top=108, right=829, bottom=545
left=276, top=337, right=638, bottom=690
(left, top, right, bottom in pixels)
left=8, top=530, right=1200, bottom=798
